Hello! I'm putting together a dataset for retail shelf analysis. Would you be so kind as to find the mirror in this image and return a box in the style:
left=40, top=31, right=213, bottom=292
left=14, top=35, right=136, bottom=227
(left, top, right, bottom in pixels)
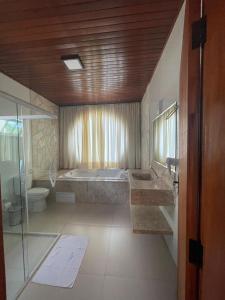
left=152, top=102, right=178, bottom=169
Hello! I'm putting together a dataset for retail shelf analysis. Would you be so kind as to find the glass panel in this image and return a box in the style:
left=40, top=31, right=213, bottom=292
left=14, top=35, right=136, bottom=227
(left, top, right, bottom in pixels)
left=17, top=105, right=30, bottom=282
left=0, top=92, right=57, bottom=300
left=0, top=92, right=58, bottom=299
left=19, top=105, right=58, bottom=276
left=0, top=97, right=26, bottom=300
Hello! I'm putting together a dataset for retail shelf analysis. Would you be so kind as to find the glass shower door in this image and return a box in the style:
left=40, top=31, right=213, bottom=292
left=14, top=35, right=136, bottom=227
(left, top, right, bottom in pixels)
left=18, top=103, right=57, bottom=276
left=0, top=91, right=58, bottom=299
left=0, top=97, right=28, bottom=300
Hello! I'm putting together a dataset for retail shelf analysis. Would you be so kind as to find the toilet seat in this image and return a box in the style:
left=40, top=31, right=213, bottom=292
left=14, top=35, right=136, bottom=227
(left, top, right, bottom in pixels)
left=27, top=187, right=49, bottom=198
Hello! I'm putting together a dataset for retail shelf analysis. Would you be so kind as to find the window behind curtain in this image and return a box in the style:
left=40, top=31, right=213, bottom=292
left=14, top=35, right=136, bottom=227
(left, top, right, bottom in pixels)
left=153, top=103, right=177, bottom=165
left=71, top=110, right=127, bottom=168
left=60, top=103, right=141, bottom=169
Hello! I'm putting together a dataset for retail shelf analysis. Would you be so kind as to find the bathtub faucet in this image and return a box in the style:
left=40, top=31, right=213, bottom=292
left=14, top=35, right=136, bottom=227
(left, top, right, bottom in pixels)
left=49, top=160, right=57, bottom=188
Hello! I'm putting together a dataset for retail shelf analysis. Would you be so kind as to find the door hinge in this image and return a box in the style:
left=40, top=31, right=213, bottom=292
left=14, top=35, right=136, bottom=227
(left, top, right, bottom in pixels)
left=189, top=239, right=203, bottom=268
left=192, top=16, right=207, bottom=49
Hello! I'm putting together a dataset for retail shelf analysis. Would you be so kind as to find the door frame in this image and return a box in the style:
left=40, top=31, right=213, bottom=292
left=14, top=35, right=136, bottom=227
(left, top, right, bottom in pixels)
left=0, top=179, right=6, bottom=300
left=178, top=0, right=202, bottom=299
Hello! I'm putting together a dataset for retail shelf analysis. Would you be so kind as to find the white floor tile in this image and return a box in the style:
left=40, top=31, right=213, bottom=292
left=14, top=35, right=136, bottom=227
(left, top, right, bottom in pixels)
left=14, top=202, right=177, bottom=300
left=106, top=227, right=176, bottom=282
left=103, top=276, right=176, bottom=300
left=112, top=204, right=131, bottom=228
left=18, top=274, right=104, bottom=300
left=4, top=233, right=57, bottom=300
left=68, top=203, right=114, bottom=226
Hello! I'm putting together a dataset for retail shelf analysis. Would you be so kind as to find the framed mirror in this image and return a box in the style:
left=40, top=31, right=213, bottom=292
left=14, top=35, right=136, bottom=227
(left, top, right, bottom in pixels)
left=152, top=102, right=178, bottom=169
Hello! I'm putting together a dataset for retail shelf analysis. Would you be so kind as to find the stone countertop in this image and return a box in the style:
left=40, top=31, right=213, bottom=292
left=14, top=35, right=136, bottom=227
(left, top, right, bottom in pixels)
left=128, top=168, right=175, bottom=233
left=128, top=169, right=174, bottom=206
left=128, top=169, right=172, bottom=191
left=131, top=205, right=173, bottom=235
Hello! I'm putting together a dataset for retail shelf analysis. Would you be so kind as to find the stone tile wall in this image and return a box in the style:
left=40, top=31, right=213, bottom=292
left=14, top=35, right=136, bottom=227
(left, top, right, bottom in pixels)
left=33, top=180, right=129, bottom=204
left=31, top=118, right=59, bottom=179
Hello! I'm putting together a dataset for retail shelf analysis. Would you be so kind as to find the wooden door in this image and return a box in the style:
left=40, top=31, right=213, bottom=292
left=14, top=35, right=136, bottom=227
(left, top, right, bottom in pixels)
left=200, top=0, right=225, bottom=299
left=178, top=0, right=202, bottom=299
left=178, top=0, right=225, bottom=299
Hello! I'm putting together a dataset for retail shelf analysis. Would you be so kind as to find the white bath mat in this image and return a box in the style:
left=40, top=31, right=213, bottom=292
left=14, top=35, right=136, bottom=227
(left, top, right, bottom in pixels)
left=32, top=235, right=88, bottom=288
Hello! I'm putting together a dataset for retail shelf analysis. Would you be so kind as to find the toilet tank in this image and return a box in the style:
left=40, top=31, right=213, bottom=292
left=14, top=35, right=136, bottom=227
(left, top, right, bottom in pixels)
left=13, top=173, right=32, bottom=196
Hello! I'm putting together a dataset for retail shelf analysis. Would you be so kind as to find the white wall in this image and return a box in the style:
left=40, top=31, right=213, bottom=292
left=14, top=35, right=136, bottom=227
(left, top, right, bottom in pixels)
left=141, top=3, right=185, bottom=263
left=0, top=72, right=30, bottom=103
left=0, top=72, right=58, bottom=115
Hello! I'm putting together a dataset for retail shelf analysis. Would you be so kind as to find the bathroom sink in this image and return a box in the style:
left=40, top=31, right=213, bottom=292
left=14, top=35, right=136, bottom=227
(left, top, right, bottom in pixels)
left=128, top=169, right=174, bottom=206
left=132, top=173, right=152, bottom=181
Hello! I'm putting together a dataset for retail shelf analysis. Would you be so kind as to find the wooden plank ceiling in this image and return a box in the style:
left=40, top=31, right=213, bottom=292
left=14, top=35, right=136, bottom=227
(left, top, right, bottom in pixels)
left=0, top=0, right=181, bottom=105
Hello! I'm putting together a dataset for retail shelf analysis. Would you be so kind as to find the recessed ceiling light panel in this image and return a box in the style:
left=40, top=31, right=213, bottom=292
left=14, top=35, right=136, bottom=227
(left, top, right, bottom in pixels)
left=61, top=55, right=84, bottom=70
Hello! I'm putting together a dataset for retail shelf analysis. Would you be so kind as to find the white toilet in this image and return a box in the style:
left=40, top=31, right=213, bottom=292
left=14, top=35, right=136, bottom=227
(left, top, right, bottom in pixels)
left=27, top=187, right=49, bottom=213
left=26, top=175, right=49, bottom=213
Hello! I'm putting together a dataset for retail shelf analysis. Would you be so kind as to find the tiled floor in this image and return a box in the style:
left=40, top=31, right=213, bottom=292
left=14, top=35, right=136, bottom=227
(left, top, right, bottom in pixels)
left=4, top=233, right=56, bottom=300
left=18, top=202, right=177, bottom=300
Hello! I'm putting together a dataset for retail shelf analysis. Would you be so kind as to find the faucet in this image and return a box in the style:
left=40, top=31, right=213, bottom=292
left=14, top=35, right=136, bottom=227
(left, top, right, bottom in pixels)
left=166, top=157, right=179, bottom=174
left=166, top=157, right=179, bottom=191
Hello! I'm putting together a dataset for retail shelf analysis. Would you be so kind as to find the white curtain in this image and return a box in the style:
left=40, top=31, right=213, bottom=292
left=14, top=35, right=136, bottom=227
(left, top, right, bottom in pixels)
left=0, top=131, right=20, bottom=202
left=22, top=119, right=32, bottom=176
left=153, top=103, right=177, bottom=164
left=60, top=103, right=141, bottom=169
left=0, top=134, right=19, bottom=162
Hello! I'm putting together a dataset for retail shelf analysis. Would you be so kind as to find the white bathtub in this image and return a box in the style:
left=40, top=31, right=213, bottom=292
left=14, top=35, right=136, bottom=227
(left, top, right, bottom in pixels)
left=58, top=169, right=128, bottom=181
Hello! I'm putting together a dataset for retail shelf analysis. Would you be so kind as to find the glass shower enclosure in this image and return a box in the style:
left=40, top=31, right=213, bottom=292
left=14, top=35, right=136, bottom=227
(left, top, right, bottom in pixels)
left=0, top=91, right=57, bottom=300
